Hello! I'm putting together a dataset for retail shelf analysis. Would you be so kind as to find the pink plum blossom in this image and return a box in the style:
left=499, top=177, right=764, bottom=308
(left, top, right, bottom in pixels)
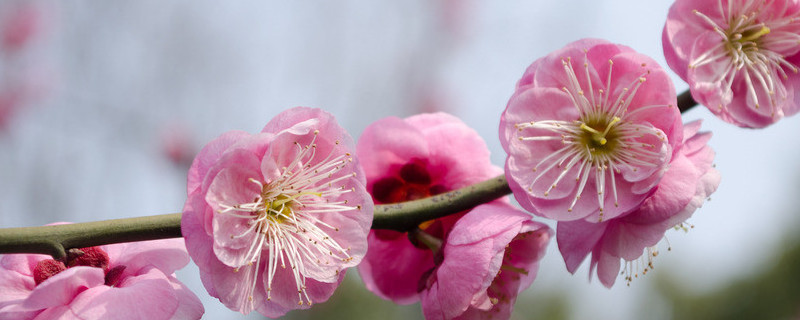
left=663, top=0, right=800, bottom=128
left=1, top=2, right=40, bottom=52
left=182, top=107, right=373, bottom=317
left=0, top=239, right=204, bottom=320
left=357, top=113, right=551, bottom=319
left=557, top=120, right=720, bottom=288
left=500, top=38, right=683, bottom=223
left=420, top=202, right=551, bottom=320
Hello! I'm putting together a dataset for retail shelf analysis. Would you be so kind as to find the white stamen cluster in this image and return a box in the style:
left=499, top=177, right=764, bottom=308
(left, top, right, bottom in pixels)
left=690, top=0, right=800, bottom=115
left=218, top=130, right=359, bottom=309
left=515, top=55, right=668, bottom=221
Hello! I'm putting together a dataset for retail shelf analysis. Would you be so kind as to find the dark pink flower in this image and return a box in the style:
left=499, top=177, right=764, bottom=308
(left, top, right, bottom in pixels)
left=663, top=0, right=800, bottom=128
left=357, top=113, right=551, bottom=319
left=500, top=38, right=683, bottom=223
left=182, top=107, right=373, bottom=317
left=557, top=120, right=720, bottom=287
left=0, top=239, right=204, bottom=320
left=357, top=113, right=500, bottom=303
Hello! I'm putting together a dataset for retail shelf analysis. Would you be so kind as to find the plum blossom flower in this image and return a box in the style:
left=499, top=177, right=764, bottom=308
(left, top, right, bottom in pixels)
left=182, top=107, right=373, bottom=317
left=357, top=113, right=551, bottom=319
left=420, top=203, right=551, bottom=320
left=663, top=0, right=800, bottom=128
left=500, top=38, right=683, bottom=223
left=0, top=239, right=204, bottom=320
left=557, top=120, right=720, bottom=287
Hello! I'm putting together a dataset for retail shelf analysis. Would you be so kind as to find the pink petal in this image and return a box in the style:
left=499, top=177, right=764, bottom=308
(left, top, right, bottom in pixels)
left=165, top=275, right=205, bottom=320
left=557, top=219, right=608, bottom=274
left=23, top=267, right=104, bottom=310
left=187, top=130, right=250, bottom=194
left=103, top=238, right=190, bottom=277
left=358, top=230, right=434, bottom=304
left=409, top=114, right=501, bottom=188
left=69, top=268, right=179, bottom=320
left=357, top=116, right=430, bottom=187
left=0, top=254, right=49, bottom=276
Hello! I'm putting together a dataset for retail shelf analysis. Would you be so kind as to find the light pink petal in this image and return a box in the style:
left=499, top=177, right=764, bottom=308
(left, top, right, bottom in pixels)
left=23, top=267, right=104, bottom=310
left=454, top=220, right=552, bottom=320
left=165, top=275, right=205, bottom=320
left=447, top=202, right=529, bottom=246
left=180, top=204, right=218, bottom=298
left=557, top=219, right=608, bottom=273
left=509, top=220, right=552, bottom=293
left=256, top=262, right=344, bottom=318
left=422, top=204, right=525, bottom=320
left=187, top=130, right=250, bottom=194
left=532, top=39, right=611, bottom=91
left=208, top=166, right=265, bottom=268
left=207, top=258, right=266, bottom=315
left=1, top=254, right=48, bottom=276
left=422, top=237, right=501, bottom=320
left=27, top=305, right=73, bottom=320
left=103, top=239, right=189, bottom=276
left=69, top=268, right=179, bottom=320
left=358, top=230, right=433, bottom=304
left=662, top=0, right=717, bottom=81
left=594, top=248, right=621, bottom=288
left=411, top=115, right=501, bottom=188
left=0, top=266, right=35, bottom=313
left=620, top=154, right=698, bottom=226
left=357, top=116, right=430, bottom=187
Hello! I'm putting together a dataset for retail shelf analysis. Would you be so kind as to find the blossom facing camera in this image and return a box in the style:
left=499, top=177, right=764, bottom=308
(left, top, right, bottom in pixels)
left=557, top=120, right=720, bottom=287
left=182, top=107, right=373, bottom=317
left=357, top=113, right=551, bottom=319
left=500, top=38, right=682, bottom=223
left=0, top=239, right=204, bottom=320
left=663, top=0, right=800, bottom=128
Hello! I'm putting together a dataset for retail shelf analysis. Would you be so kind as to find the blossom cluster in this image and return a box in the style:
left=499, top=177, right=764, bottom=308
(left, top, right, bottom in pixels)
left=9, top=0, right=800, bottom=318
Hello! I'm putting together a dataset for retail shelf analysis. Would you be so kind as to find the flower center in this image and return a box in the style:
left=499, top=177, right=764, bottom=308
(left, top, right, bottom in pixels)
left=578, top=115, right=621, bottom=155
left=514, top=56, right=668, bottom=220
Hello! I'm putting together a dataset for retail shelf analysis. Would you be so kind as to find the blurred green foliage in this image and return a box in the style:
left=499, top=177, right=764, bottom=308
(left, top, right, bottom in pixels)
left=658, top=236, right=800, bottom=320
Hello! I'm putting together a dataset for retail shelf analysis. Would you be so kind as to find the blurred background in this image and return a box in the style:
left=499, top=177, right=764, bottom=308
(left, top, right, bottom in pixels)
left=1, top=1, right=799, bottom=319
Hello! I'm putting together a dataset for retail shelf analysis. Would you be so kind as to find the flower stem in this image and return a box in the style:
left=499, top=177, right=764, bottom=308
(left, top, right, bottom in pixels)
left=678, top=90, right=697, bottom=113
left=0, top=90, right=698, bottom=258
left=0, top=214, right=182, bottom=259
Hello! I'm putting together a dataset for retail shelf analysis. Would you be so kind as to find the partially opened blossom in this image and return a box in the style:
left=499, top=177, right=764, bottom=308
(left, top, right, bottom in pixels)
left=182, top=107, right=373, bottom=317
left=663, top=0, right=800, bottom=128
left=557, top=120, right=720, bottom=287
left=0, top=239, right=203, bottom=319
left=357, top=113, right=551, bottom=319
left=500, top=38, right=682, bottom=223
left=420, top=202, right=551, bottom=320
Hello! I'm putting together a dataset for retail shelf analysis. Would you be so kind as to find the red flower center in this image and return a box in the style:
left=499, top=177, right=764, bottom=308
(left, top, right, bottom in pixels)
left=32, top=246, right=125, bottom=287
